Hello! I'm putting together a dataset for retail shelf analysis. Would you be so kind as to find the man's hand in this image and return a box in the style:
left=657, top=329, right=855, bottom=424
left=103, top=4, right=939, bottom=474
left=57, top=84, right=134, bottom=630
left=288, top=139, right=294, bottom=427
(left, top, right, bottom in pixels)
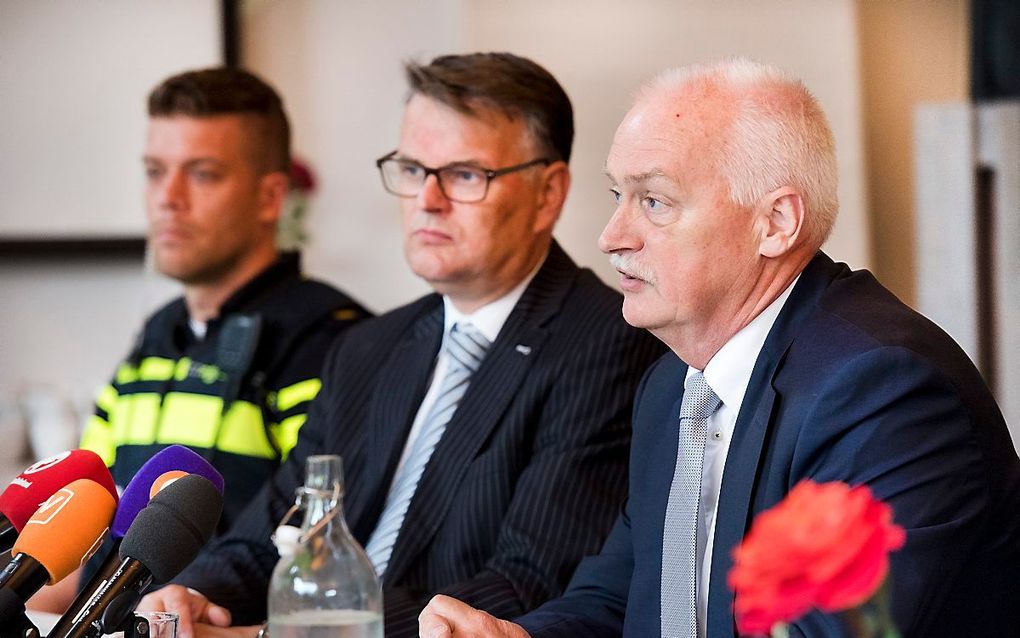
left=138, top=585, right=232, bottom=638
left=418, top=595, right=530, bottom=638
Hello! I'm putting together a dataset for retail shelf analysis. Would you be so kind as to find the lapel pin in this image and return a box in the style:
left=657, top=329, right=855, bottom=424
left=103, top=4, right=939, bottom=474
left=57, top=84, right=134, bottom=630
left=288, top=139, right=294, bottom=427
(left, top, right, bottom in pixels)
left=515, top=345, right=532, bottom=356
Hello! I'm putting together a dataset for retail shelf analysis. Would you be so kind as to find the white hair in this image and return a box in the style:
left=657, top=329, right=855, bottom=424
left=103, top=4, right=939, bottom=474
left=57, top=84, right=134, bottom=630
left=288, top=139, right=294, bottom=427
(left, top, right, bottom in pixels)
left=638, top=58, right=838, bottom=247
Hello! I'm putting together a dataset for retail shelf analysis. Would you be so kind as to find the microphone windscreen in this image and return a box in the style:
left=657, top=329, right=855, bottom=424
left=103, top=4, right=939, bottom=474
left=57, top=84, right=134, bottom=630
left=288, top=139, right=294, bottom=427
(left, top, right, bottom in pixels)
left=112, top=445, right=224, bottom=538
left=13, top=478, right=117, bottom=583
left=120, top=474, right=223, bottom=584
left=0, top=450, right=117, bottom=532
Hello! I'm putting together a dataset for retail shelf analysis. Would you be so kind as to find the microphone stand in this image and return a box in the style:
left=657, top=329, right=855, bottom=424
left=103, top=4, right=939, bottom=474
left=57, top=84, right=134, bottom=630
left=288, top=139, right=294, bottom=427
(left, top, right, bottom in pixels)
left=114, top=613, right=151, bottom=638
left=0, top=610, right=41, bottom=638
left=0, top=518, right=17, bottom=554
left=10, top=612, right=150, bottom=638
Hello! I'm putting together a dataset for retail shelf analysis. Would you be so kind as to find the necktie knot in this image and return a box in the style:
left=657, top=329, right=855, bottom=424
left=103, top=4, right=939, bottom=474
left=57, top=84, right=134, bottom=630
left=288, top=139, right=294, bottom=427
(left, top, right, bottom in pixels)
left=446, top=322, right=490, bottom=374
left=680, top=372, right=721, bottom=421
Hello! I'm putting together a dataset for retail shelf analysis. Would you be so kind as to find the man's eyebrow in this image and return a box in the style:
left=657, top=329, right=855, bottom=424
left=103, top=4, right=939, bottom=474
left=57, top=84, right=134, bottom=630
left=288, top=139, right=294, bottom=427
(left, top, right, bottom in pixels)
left=624, top=168, right=669, bottom=184
left=141, top=156, right=224, bottom=166
left=394, top=153, right=487, bottom=169
left=602, top=166, right=670, bottom=184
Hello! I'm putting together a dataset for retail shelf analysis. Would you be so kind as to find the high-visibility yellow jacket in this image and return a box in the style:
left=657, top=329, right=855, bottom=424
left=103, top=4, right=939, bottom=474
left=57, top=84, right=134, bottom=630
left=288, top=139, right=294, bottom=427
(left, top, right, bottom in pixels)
left=81, top=253, right=369, bottom=529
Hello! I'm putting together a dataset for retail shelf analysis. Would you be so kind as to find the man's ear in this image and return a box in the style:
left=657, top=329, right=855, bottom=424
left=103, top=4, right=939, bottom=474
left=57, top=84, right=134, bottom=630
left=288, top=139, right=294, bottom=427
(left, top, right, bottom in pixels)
left=532, top=161, right=570, bottom=233
left=757, top=186, right=805, bottom=258
left=258, top=171, right=290, bottom=224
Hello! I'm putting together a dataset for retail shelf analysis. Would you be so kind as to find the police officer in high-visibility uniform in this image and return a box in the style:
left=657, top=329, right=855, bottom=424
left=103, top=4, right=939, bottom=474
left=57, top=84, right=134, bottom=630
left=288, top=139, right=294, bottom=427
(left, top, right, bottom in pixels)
left=84, top=251, right=366, bottom=528
left=79, top=67, right=370, bottom=529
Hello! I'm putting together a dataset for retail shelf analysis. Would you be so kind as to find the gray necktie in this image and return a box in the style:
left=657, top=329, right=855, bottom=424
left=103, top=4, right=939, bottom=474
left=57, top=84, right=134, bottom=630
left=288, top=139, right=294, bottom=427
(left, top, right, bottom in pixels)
left=660, top=371, right=721, bottom=638
left=364, top=322, right=490, bottom=578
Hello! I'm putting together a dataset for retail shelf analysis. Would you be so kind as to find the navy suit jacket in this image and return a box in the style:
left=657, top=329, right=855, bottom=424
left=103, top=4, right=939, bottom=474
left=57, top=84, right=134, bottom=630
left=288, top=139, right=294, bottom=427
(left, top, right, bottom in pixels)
left=173, top=242, right=665, bottom=636
left=518, top=252, right=1020, bottom=637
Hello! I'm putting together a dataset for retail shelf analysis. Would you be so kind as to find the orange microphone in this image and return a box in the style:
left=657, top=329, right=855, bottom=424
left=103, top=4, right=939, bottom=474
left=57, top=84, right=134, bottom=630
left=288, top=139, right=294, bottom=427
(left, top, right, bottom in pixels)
left=0, top=478, right=117, bottom=623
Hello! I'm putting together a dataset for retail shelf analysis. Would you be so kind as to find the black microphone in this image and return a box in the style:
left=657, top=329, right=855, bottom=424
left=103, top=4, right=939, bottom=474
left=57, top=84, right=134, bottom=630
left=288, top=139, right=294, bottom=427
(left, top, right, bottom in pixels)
left=48, top=474, right=223, bottom=638
left=63, top=447, right=225, bottom=629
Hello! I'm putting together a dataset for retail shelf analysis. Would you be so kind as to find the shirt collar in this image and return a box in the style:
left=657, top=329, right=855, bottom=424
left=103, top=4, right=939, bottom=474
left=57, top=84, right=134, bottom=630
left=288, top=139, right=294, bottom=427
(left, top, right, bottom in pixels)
left=218, top=251, right=301, bottom=316
left=171, top=252, right=299, bottom=350
left=685, top=275, right=800, bottom=412
left=442, top=251, right=547, bottom=343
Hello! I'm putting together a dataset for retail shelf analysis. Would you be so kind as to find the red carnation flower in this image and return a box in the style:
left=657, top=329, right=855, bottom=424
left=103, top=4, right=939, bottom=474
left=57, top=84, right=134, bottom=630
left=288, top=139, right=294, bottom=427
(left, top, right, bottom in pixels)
left=728, top=481, right=905, bottom=635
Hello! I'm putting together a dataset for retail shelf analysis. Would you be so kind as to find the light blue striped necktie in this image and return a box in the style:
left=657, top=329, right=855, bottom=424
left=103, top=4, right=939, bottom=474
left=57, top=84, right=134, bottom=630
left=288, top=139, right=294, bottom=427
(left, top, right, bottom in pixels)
left=364, top=322, right=491, bottom=578
left=660, top=372, right=721, bottom=638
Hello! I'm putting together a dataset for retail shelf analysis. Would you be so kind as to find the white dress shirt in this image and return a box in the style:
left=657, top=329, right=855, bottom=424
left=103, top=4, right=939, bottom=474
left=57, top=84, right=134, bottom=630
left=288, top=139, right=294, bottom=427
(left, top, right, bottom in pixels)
left=189, top=318, right=207, bottom=340
left=388, top=258, right=544, bottom=482
left=688, top=276, right=799, bottom=636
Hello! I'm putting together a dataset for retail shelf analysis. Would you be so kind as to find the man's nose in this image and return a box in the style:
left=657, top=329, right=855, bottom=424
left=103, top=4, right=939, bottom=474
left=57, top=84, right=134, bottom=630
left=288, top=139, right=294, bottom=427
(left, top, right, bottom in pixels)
left=417, top=173, right=451, bottom=212
left=599, top=203, right=639, bottom=254
left=157, top=170, right=188, bottom=210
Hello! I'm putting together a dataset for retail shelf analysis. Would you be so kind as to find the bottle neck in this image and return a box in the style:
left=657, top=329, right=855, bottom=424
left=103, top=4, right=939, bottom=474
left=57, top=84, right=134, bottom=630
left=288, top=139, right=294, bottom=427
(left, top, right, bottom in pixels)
left=301, top=487, right=343, bottom=530
left=300, top=454, right=346, bottom=532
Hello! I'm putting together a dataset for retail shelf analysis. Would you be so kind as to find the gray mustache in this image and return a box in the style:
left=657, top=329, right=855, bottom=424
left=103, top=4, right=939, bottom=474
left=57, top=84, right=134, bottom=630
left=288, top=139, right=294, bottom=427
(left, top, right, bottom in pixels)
left=608, top=253, right=655, bottom=285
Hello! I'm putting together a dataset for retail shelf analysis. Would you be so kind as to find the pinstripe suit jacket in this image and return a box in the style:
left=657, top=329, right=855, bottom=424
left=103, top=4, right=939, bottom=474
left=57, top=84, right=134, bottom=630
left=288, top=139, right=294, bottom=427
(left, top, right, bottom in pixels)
left=173, top=241, right=665, bottom=636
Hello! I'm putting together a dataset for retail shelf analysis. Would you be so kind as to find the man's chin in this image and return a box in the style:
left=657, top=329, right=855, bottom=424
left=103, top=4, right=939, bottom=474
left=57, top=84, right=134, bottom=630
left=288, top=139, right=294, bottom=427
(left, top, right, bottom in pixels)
left=152, top=256, right=187, bottom=280
left=620, top=302, right=664, bottom=332
left=153, top=257, right=212, bottom=286
left=407, top=252, right=456, bottom=283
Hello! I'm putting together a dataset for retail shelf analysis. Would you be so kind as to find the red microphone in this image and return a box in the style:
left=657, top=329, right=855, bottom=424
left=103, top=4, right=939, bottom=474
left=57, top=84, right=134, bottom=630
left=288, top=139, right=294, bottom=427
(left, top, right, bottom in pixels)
left=0, top=450, right=118, bottom=553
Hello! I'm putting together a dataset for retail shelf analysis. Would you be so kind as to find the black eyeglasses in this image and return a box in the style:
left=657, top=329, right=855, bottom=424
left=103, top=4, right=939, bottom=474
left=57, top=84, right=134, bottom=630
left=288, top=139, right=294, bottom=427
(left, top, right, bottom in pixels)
left=375, top=151, right=550, bottom=203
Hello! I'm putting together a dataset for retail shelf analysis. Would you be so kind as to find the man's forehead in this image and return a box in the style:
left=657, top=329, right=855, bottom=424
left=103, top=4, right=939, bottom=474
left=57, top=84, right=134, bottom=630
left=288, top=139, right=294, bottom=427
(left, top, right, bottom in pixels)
left=402, top=94, right=510, bottom=133
left=398, top=94, right=532, bottom=161
left=144, top=115, right=261, bottom=170
left=609, top=90, right=726, bottom=165
left=148, top=112, right=252, bottom=130
left=146, top=114, right=249, bottom=146
left=606, top=118, right=695, bottom=179
left=404, top=92, right=520, bottom=124
left=632, top=86, right=730, bottom=134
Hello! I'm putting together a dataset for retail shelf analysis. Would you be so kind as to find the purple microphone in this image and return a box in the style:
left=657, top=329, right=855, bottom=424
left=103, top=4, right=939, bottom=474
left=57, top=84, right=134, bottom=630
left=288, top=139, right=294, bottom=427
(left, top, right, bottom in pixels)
left=112, top=445, right=225, bottom=538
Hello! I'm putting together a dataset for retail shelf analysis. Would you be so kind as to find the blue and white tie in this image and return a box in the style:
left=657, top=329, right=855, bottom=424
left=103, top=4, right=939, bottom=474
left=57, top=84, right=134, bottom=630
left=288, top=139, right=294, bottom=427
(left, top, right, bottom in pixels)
left=660, top=372, right=721, bottom=638
left=364, top=322, right=490, bottom=577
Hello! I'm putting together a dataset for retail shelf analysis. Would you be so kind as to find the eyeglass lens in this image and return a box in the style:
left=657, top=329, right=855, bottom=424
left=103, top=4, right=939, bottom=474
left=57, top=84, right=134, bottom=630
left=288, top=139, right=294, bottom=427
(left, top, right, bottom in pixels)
left=380, top=160, right=488, bottom=202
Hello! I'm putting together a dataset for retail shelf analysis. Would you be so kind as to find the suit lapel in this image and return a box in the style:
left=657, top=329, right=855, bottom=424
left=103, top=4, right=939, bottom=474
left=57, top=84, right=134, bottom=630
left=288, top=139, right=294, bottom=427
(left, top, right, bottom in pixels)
left=383, top=242, right=577, bottom=584
left=705, top=251, right=844, bottom=635
left=705, top=374, right=778, bottom=636
left=347, top=302, right=444, bottom=543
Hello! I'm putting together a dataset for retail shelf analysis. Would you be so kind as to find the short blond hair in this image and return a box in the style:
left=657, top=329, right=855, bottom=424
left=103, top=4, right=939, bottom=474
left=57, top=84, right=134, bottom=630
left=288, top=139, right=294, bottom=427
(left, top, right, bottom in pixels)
left=639, top=58, right=838, bottom=247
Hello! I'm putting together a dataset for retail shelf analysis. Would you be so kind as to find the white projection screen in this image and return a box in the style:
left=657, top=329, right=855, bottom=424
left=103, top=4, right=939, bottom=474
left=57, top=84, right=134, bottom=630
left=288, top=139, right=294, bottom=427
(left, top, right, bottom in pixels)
left=0, top=1, right=222, bottom=240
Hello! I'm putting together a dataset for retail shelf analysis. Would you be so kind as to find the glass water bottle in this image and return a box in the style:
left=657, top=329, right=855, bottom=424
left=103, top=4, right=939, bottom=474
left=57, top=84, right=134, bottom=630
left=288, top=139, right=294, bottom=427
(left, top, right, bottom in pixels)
left=268, top=455, right=382, bottom=637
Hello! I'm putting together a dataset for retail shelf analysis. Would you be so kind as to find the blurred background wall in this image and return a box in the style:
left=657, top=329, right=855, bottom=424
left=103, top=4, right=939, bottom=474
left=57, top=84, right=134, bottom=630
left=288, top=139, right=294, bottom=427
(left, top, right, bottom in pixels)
left=0, top=0, right=990, bottom=473
left=858, top=0, right=970, bottom=307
